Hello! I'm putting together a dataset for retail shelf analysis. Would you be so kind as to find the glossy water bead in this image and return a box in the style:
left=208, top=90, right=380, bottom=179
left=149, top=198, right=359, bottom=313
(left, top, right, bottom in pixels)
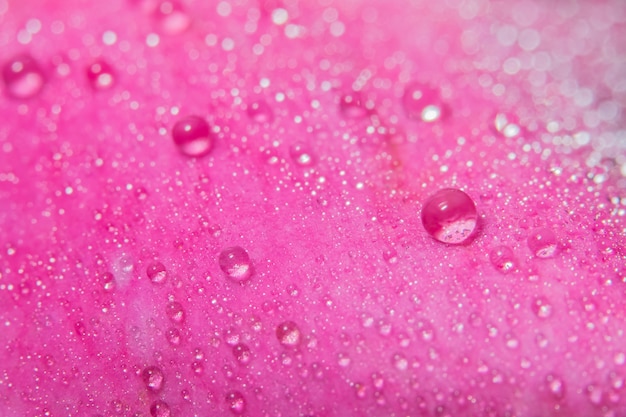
left=402, top=82, right=442, bottom=122
left=218, top=246, right=253, bottom=282
left=86, top=60, right=115, bottom=90
left=171, top=115, right=214, bottom=157
left=421, top=188, right=478, bottom=244
left=2, top=54, right=46, bottom=99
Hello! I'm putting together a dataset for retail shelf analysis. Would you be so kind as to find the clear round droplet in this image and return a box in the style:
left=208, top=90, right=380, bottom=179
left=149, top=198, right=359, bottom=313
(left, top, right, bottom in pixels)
left=166, top=301, right=185, bottom=323
left=2, top=54, right=46, bottom=99
left=247, top=100, right=274, bottom=123
left=218, top=246, right=252, bottom=282
left=289, top=142, right=314, bottom=166
left=339, top=92, right=370, bottom=118
left=493, top=112, right=521, bottom=137
left=233, top=343, right=252, bottom=365
left=155, top=0, right=191, bottom=34
left=142, top=366, right=165, bottom=392
left=86, top=60, right=115, bottom=90
left=421, top=188, right=478, bottom=244
left=166, top=327, right=182, bottom=346
left=546, top=374, right=565, bottom=399
left=225, top=391, right=246, bottom=415
left=402, top=82, right=442, bottom=122
left=171, top=115, right=214, bottom=157
left=276, top=321, right=301, bottom=347
left=146, top=261, right=168, bottom=284
left=101, top=272, right=116, bottom=291
left=149, top=400, right=171, bottom=417
left=527, top=228, right=558, bottom=258
left=532, top=297, right=553, bottom=318
left=489, top=246, right=516, bottom=273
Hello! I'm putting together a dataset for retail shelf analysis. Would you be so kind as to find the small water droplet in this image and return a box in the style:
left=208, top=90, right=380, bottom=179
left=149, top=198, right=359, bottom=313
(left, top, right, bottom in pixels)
left=86, top=60, right=115, bottom=90
left=218, top=246, right=253, bottom=282
left=586, top=384, right=603, bottom=405
left=149, top=400, right=171, bottom=417
left=171, top=115, right=214, bottom=157
left=276, top=321, right=301, bottom=347
left=146, top=261, right=168, bottom=284
left=191, top=361, right=204, bottom=375
left=225, top=391, right=246, bottom=415
left=289, top=142, right=314, bottom=166
left=532, top=297, right=553, bottom=318
left=339, top=91, right=371, bottom=118
left=247, top=100, right=274, bottom=123
left=166, top=301, right=185, bottom=323
left=393, top=353, right=408, bottom=371
left=166, top=327, right=182, bottom=346
left=421, top=189, right=478, bottom=244
left=142, top=366, right=165, bottom=392
left=232, top=343, right=252, bottom=365
left=382, top=247, right=398, bottom=264
left=546, top=374, right=565, bottom=399
left=493, top=113, right=521, bottom=137
left=489, top=245, right=516, bottom=273
left=154, top=0, right=191, bottom=34
left=2, top=54, right=46, bottom=99
left=402, top=82, right=442, bottom=122
left=101, top=272, right=116, bottom=291
left=527, top=228, right=558, bottom=258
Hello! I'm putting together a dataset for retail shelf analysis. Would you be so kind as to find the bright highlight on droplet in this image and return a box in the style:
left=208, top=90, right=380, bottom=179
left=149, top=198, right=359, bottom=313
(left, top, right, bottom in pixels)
left=171, top=115, right=214, bottom=157
left=219, top=246, right=253, bottom=282
left=402, top=82, right=443, bottom=122
left=421, top=188, right=478, bottom=244
left=86, top=60, right=115, bottom=90
left=276, top=321, right=301, bottom=347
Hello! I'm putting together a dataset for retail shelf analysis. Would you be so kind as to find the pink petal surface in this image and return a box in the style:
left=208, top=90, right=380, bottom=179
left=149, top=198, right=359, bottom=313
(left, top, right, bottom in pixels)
left=1, top=1, right=625, bottom=416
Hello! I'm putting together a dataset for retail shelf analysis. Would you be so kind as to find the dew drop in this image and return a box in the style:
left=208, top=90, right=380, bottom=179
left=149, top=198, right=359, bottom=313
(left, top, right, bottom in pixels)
left=171, top=115, right=214, bottom=157
left=247, top=100, right=274, bottom=123
left=527, top=228, right=558, bottom=258
left=146, top=261, right=168, bottom=284
left=421, top=188, right=478, bottom=244
left=166, top=301, right=185, bottom=323
left=154, top=0, right=191, bottom=34
left=101, top=272, right=116, bottom=291
left=149, top=400, right=171, bottom=417
left=276, top=321, right=301, bottom=347
left=218, top=246, right=253, bottom=282
left=225, top=391, right=246, bottom=415
left=493, top=112, right=521, bottom=137
left=546, top=374, right=565, bottom=399
left=142, top=366, right=165, bottom=392
left=339, top=91, right=370, bottom=118
left=382, top=247, right=398, bottom=264
left=166, top=327, right=182, bottom=346
left=2, top=54, right=45, bottom=99
left=289, top=142, right=314, bottom=166
left=489, top=245, right=516, bottom=273
left=532, top=297, right=553, bottom=318
left=86, top=60, right=115, bottom=90
left=232, top=343, right=252, bottom=365
left=402, top=82, right=442, bottom=122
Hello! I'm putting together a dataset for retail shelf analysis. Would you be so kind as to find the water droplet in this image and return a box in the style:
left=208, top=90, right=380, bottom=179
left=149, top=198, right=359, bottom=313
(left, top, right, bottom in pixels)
left=393, top=353, right=409, bottom=371
left=171, top=115, right=214, bottom=157
left=586, top=384, right=603, bottom=405
left=532, top=297, right=553, bottom=318
left=2, top=54, right=45, bottom=99
left=225, top=391, right=246, bottom=415
left=289, top=142, right=314, bottom=166
left=339, top=91, right=371, bottom=118
left=382, top=247, right=398, bottom=264
left=546, top=374, right=565, bottom=399
left=489, top=245, right=516, bottom=273
left=493, top=113, right=521, bottom=137
left=86, top=60, right=115, bottom=90
left=166, top=327, right=182, bottom=346
left=233, top=343, right=252, bottom=365
left=276, top=321, right=301, bottom=347
left=527, top=228, right=558, bottom=258
left=146, top=261, right=168, bottom=284
left=402, top=82, right=442, bottom=122
left=154, top=1, right=191, bottom=34
left=247, top=100, right=274, bottom=123
left=166, top=301, right=185, bottom=323
left=218, top=246, right=253, bottom=282
left=149, top=400, right=171, bottom=417
left=142, top=366, right=165, bottom=392
left=101, top=272, right=116, bottom=291
left=191, top=361, right=204, bottom=375
left=421, top=188, right=478, bottom=244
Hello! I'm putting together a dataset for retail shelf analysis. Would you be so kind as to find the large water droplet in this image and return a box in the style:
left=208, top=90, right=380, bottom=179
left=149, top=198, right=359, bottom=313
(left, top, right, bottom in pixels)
left=166, top=301, right=185, bottom=323
left=86, top=60, right=115, bottom=90
left=489, top=245, right=516, bottom=273
left=225, top=391, right=246, bottom=415
left=149, top=400, right=171, bottom=417
left=233, top=343, right=252, bottom=365
left=402, top=82, right=442, bottom=122
left=276, top=321, right=301, bottom=347
left=171, top=115, right=214, bottom=157
left=289, top=142, right=314, bottom=166
left=527, top=228, right=558, bottom=258
left=421, top=188, right=478, bottom=244
left=2, top=54, right=45, bottom=99
left=247, top=100, right=274, bottom=123
left=146, top=261, right=168, bottom=284
left=218, top=246, right=253, bottom=282
left=142, top=366, right=165, bottom=392
left=154, top=0, right=191, bottom=34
